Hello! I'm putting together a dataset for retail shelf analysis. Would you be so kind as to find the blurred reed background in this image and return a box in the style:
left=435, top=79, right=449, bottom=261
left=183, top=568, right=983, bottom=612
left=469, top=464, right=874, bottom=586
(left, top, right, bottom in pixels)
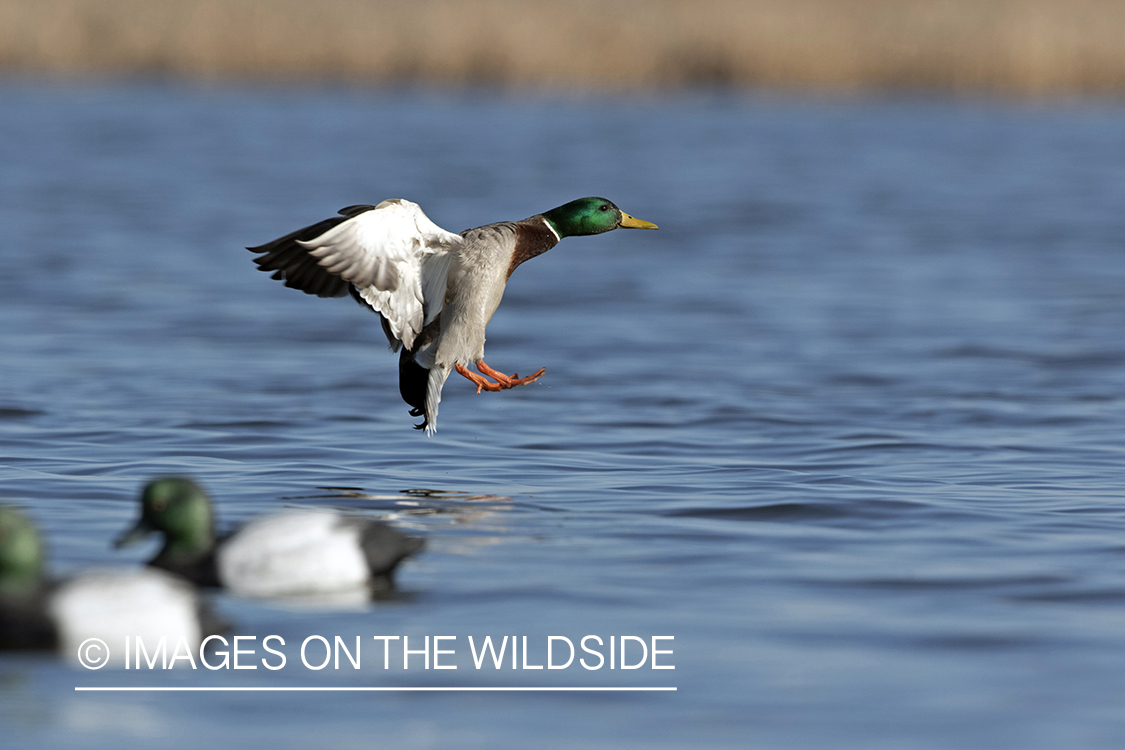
left=1, top=0, right=1125, bottom=95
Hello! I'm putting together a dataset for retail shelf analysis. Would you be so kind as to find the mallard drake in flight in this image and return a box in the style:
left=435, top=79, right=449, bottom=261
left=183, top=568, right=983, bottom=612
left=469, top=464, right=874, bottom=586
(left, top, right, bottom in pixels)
left=248, top=197, right=657, bottom=434
left=115, top=478, right=424, bottom=599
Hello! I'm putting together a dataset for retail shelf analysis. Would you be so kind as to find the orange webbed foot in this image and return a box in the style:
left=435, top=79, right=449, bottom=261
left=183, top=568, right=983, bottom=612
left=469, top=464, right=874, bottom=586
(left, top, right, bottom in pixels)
left=477, top=361, right=546, bottom=388
left=455, top=361, right=546, bottom=394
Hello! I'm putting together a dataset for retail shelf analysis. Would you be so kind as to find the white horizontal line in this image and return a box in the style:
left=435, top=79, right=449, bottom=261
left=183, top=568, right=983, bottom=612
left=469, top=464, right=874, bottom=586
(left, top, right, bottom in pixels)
left=75, top=686, right=676, bottom=692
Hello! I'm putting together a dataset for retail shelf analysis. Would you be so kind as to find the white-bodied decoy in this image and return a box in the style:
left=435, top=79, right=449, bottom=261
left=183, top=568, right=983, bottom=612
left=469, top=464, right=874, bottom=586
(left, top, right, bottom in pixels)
left=115, top=478, right=423, bottom=599
left=1, top=505, right=213, bottom=667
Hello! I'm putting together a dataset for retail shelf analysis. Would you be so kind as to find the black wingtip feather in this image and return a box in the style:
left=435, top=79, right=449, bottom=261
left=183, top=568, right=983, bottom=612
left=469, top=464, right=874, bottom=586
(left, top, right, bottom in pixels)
left=248, top=210, right=381, bottom=299
left=338, top=204, right=378, bottom=218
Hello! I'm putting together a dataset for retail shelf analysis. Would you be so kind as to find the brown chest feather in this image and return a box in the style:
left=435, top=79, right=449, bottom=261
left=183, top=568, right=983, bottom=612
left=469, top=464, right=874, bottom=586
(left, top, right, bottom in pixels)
left=506, top=218, right=560, bottom=280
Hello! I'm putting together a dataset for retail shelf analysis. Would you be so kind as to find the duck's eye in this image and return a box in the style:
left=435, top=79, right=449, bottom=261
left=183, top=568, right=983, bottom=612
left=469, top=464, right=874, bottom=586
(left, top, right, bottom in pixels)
left=599, top=205, right=610, bottom=212
left=151, top=498, right=166, bottom=512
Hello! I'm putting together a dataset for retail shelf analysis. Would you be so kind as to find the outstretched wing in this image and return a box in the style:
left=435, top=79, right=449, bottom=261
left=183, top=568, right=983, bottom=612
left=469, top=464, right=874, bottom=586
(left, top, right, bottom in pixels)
left=249, top=200, right=461, bottom=350
left=247, top=204, right=376, bottom=298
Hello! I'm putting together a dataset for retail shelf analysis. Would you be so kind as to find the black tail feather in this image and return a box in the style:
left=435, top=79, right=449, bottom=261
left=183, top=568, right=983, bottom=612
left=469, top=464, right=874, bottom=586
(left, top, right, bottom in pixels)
left=399, top=349, right=430, bottom=431
left=358, top=522, right=426, bottom=583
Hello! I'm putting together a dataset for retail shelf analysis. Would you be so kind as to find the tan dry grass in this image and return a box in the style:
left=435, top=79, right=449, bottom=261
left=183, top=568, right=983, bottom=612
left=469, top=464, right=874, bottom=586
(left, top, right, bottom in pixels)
left=1, top=0, right=1125, bottom=94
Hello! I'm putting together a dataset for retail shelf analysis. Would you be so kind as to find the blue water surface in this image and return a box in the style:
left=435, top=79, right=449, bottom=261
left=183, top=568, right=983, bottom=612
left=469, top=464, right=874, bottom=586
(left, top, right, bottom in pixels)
left=3, top=82, right=1125, bottom=749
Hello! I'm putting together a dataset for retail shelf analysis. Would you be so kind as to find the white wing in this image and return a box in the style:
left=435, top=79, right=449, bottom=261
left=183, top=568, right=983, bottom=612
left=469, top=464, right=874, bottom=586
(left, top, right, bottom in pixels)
left=297, top=199, right=461, bottom=350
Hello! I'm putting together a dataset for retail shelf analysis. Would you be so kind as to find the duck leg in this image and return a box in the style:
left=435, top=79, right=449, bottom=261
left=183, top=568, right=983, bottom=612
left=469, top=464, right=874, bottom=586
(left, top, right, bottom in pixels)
left=455, top=361, right=546, bottom=394
left=477, top=361, right=546, bottom=387
left=455, top=364, right=504, bottom=393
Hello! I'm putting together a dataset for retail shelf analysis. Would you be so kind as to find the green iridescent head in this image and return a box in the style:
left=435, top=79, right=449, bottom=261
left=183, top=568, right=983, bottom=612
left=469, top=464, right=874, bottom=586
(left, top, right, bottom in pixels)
left=115, top=478, right=216, bottom=561
left=542, top=197, right=658, bottom=239
left=0, top=505, right=44, bottom=594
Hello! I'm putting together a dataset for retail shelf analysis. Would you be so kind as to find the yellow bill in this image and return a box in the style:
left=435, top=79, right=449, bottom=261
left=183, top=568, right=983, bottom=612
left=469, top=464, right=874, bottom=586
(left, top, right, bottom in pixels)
left=619, top=212, right=658, bottom=230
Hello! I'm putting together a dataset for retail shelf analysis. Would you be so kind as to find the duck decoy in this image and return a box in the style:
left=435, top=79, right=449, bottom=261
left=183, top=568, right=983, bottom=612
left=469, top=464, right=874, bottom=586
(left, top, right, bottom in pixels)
left=115, top=478, right=424, bottom=599
left=1, top=505, right=211, bottom=665
left=248, top=197, right=657, bottom=434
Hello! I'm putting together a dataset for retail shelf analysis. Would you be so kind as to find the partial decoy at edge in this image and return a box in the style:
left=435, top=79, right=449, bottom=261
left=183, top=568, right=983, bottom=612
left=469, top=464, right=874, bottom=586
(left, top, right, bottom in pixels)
left=115, top=478, right=424, bottom=600
left=0, top=505, right=218, bottom=666
left=248, top=197, right=657, bottom=434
